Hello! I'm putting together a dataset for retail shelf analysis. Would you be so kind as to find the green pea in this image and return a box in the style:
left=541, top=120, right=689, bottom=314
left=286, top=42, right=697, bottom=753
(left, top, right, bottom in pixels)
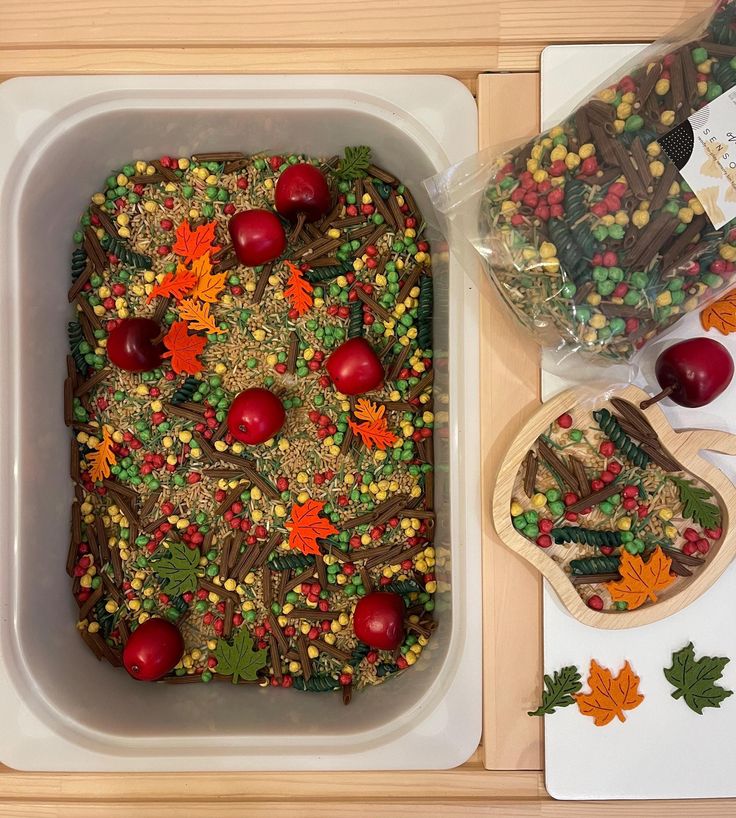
left=609, top=317, right=626, bottom=335
left=599, top=501, right=614, bottom=515
left=546, top=488, right=561, bottom=502
left=549, top=500, right=565, bottom=517
left=593, top=225, right=609, bottom=242
left=597, top=280, right=616, bottom=296
left=615, top=601, right=628, bottom=610
left=574, top=307, right=591, bottom=324
left=201, top=670, right=213, bottom=683
left=182, top=185, right=194, bottom=199
left=206, top=564, right=218, bottom=577
left=91, top=576, right=102, bottom=589
left=569, top=429, right=583, bottom=442
left=592, top=266, right=609, bottom=282
left=607, top=267, right=624, bottom=283
left=143, top=599, right=155, bottom=612
left=624, top=114, right=644, bottom=132
left=524, top=510, right=538, bottom=524
left=523, top=524, right=539, bottom=539
left=630, top=271, right=648, bottom=289
left=707, top=82, right=723, bottom=102
left=560, top=282, right=576, bottom=299
left=623, top=290, right=641, bottom=306
left=704, top=273, right=723, bottom=288
left=513, top=516, right=526, bottom=531
left=195, top=600, right=207, bottom=613
left=373, top=213, right=385, bottom=225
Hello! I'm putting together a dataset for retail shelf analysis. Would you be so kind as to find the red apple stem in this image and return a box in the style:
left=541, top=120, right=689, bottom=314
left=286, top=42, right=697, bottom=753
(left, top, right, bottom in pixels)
left=290, top=212, right=307, bottom=243
left=639, top=384, right=675, bottom=410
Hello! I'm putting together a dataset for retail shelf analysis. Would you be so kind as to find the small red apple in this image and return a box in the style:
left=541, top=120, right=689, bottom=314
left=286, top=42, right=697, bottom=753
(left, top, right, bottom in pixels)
left=326, top=338, right=384, bottom=396
left=228, top=209, right=286, bottom=267
left=107, top=317, right=164, bottom=373
left=122, top=618, right=184, bottom=681
left=227, top=387, right=286, bottom=445
left=275, top=163, right=331, bottom=223
left=353, top=592, right=405, bottom=651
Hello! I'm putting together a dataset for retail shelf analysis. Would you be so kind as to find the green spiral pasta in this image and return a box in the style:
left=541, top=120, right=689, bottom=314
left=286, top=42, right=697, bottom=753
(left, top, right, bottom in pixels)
left=71, top=247, right=87, bottom=281
left=293, top=673, right=341, bottom=692
left=417, top=275, right=433, bottom=350
left=564, top=179, right=599, bottom=260
left=68, top=320, right=90, bottom=376
left=376, top=662, right=400, bottom=677
left=171, top=375, right=200, bottom=405
left=552, top=527, right=624, bottom=548
left=548, top=219, right=590, bottom=284
left=348, top=299, right=363, bottom=339
left=303, top=259, right=354, bottom=284
left=569, top=556, right=621, bottom=575
left=593, top=408, right=651, bottom=468
left=102, top=235, right=153, bottom=270
left=267, top=552, right=316, bottom=571
left=382, top=580, right=422, bottom=596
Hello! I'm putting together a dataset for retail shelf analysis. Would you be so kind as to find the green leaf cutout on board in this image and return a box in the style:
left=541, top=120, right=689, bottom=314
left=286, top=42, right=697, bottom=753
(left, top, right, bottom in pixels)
left=528, top=665, right=583, bottom=717
left=669, top=477, right=721, bottom=530
left=214, top=626, right=268, bottom=683
left=336, top=146, right=372, bottom=181
left=152, top=541, right=200, bottom=597
left=664, top=642, right=733, bottom=714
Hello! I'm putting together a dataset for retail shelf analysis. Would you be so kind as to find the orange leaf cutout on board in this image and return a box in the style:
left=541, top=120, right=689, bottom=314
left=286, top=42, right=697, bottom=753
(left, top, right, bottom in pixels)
left=574, top=659, right=644, bottom=726
left=701, top=288, right=736, bottom=335
left=189, top=253, right=227, bottom=304
left=178, top=299, right=226, bottom=335
left=606, top=546, right=674, bottom=611
left=87, top=426, right=117, bottom=483
left=162, top=320, right=207, bottom=375
left=172, top=220, right=221, bottom=265
left=348, top=398, right=399, bottom=451
left=285, top=499, right=338, bottom=556
left=146, top=264, right=197, bottom=303
left=283, top=261, right=313, bottom=316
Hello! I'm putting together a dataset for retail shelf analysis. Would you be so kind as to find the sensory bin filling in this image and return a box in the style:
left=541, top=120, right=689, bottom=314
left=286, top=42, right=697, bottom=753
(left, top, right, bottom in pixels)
left=65, top=147, right=438, bottom=700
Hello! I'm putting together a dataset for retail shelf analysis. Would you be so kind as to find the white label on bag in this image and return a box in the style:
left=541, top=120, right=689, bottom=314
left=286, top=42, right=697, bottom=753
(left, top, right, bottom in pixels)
left=658, top=89, right=736, bottom=229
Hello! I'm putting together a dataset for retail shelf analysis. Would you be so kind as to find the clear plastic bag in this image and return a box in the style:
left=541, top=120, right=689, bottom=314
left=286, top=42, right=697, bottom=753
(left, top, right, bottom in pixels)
left=426, top=0, right=736, bottom=364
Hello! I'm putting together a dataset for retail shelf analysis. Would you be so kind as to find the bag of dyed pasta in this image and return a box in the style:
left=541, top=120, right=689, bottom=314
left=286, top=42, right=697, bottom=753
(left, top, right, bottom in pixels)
left=426, top=0, right=736, bottom=364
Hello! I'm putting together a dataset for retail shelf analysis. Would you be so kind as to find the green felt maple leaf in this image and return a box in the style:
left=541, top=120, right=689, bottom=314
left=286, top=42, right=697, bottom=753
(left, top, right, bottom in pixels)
left=213, top=627, right=268, bottom=683
left=528, top=665, right=583, bottom=717
left=152, top=541, right=200, bottom=597
left=336, top=145, right=372, bottom=181
left=664, top=642, right=733, bottom=714
left=669, top=477, right=721, bottom=530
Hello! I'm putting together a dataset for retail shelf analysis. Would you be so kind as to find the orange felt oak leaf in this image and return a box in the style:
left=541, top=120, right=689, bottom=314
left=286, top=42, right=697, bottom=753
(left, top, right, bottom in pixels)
left=146, top=264, right=197, bottom=303
left=283, top=261, right=313, bottom=316
left=189, top=253, right=227, bottom=304
left=701, top=288, right=736, bottom=335
left=285, top=499, right=338, bottom=556
left=574, top=659, right=644, bottom=726
left=606, top=546, right=674, bottom=611
left=348, top=398, right=398, bottom=451
left=178, top=298, right=225, bottom=335
left=87, top=426, right=117, bottom=483
left=162, top=320, right=207, bottom=375
left=172, top=220, right=221, bottom=265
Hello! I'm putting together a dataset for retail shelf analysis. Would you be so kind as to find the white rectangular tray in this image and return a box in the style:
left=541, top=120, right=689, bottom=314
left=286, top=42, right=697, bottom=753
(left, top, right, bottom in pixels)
left=0, top=74, right=481, bottom=771
left=542, top=44, right=736, bottom=801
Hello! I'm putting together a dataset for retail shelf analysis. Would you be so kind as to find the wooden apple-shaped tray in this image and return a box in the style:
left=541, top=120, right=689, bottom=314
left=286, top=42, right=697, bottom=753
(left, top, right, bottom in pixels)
left=492, top=384, right=736, bottom=629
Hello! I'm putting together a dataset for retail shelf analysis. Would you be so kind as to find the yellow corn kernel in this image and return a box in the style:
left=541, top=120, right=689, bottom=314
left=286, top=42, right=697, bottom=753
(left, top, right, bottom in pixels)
left=616, top=517, right=632, bottom=531
left=578, top=143, right=596, bottom=159
left=632, top=210, right=650, bottom=229
left=658, top=508, right=673, bottom=521
left=665, top=525, right=678, bottom=539
left=589, top=313, right=607, bottom=330
left=656, top=291, right=672, bottom=307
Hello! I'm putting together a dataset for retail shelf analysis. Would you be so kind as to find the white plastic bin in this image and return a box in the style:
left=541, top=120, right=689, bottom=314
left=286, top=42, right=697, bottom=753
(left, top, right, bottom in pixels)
left=0, top=75, right=480, bottom=771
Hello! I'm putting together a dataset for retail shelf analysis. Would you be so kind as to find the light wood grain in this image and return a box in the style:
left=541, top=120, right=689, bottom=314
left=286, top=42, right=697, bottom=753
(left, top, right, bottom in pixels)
left=0, top=0, right=711, bottom=48
left=478, top=73, right=543, bottom=771
left=493, top=384, right=736, bottom=629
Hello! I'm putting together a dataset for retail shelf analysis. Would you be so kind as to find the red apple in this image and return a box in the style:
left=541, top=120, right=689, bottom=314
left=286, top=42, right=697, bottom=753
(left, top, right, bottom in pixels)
left=228, top=209, right=286, bottom=267
left=326, top=338, right=384, bottom=396
left=275, top=163, right=331, bottom=223
left=122, top=618, right=184, bottom=681
left=227, top=387, right=286, bottom=445
left=353, top=592, right=405, bottom=651
left=107, top=317, right=163, bottom=373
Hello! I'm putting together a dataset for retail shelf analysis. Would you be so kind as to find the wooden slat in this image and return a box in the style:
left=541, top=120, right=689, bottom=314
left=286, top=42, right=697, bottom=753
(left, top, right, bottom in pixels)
left=477, top=73, right=543, bottom=772
left=0, top=0, right=710, bottom=48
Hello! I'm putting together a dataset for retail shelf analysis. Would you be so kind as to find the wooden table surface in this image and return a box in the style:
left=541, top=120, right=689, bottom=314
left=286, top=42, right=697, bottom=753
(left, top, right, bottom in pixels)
left=1, top=1, right=734, bottom=813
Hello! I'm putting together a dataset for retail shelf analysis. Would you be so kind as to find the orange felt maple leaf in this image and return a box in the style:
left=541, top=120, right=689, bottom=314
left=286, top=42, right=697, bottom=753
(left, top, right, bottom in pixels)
left=87, top=426, right=117, bottom=483
left=189, top=253, right=227, bottom=304
left=283, top=261, right=313, bottom=316
left=172, top=220, right=221, bottom=265
left=606, top=546, right=675, bottom=611
left=162, top=320, right=207, bottom=375
left=701, top=288, right=736, bottom=335
left=285, top=499, right=338, bottom=556
left=178, top=298, right=225, bottom=335
left=146, top=264, right=197, bottom=303
left=348, top=398, right=399, bottom=451
left=574, top=659, right=644, bottom=726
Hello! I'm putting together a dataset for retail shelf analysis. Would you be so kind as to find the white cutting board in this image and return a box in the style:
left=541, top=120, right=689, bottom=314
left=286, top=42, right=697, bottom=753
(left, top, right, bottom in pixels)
left=542, top=44, right=736, bottom=800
